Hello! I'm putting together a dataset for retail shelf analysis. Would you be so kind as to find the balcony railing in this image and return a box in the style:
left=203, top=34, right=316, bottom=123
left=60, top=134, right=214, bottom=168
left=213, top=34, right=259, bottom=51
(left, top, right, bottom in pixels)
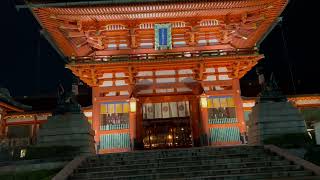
left=70, top=48, right=258, bottom=64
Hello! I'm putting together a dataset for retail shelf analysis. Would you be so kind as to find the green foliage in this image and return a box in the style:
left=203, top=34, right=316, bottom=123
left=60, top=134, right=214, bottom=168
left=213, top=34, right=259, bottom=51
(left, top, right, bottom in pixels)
left=0, top=168, right=60, bottom=180
left=263, top=133, right=313, bottom=148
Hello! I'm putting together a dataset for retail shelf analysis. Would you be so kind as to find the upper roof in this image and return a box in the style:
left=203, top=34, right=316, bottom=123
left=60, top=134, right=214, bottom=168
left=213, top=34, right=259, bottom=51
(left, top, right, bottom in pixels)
left=27, top=0, right=288, bottom=59
left=23, top=0, right=287, bottom=7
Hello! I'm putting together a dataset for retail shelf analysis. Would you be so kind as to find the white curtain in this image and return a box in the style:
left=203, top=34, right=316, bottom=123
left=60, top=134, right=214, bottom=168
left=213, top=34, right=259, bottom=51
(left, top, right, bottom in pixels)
left=162, top=103, right=170, bottom=118
left=154, top=103, right=162, bottom=118
left=177, top=101, right=186, bottom=117
left=146, top=103, right=154, bottom=119
left=169, top=102, right=178, bottom=117
left=142, top=101, right=190, bottom=119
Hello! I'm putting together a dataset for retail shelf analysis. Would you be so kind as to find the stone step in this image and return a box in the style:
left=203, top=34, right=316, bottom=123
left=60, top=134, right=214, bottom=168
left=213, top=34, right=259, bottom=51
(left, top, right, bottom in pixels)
left=67, top=146, right=319, bottom=180
left=85, top=151, right=273, bottom=165
left=69, top=165, right=306, bottom=180
left=76, top=160, right=292, bottom=175
left=83, top=154, right=279, bottom=168
left=181, top=171, right=315, bottom=180
left=90, top=146, right=264, bottom=160
left=88, top=148, right=267, bottom=162
left=262, top=176, right=320, bottom=180
left=77, top=156, right=291, bottom=172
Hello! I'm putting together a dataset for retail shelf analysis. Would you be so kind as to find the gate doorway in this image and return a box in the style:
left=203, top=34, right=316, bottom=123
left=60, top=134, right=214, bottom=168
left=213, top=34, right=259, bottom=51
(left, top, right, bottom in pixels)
left=141, top=101, right=193, bottom=149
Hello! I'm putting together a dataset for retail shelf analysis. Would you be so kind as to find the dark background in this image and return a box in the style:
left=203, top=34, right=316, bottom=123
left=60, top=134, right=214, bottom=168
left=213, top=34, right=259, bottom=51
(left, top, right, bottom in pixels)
left=1, top=0, right=319, bottom=104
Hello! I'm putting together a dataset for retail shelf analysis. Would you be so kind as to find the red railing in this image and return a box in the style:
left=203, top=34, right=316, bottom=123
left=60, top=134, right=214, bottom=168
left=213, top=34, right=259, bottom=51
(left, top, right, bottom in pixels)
left=70, top=48, right=258, bottom=64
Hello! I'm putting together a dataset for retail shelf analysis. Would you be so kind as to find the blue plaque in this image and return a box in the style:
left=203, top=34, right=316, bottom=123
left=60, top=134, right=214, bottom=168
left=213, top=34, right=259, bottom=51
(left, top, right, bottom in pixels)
left=155, top=24, right=172, bottom=50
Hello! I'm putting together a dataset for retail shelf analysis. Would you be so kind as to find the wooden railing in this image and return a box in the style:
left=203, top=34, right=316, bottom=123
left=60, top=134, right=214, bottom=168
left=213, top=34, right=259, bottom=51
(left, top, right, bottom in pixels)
left=70, top=48, right=258, bottom=64
left=209, top=127, right=241, bottom=144
left=99, top=133, right=130, bottom=150
left=208, top=118, right=238, bottom=124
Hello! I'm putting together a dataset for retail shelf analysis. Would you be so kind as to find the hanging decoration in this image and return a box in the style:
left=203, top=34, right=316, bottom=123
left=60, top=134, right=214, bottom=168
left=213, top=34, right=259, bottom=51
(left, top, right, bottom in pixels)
left=143, top=101, right=190, bottom=119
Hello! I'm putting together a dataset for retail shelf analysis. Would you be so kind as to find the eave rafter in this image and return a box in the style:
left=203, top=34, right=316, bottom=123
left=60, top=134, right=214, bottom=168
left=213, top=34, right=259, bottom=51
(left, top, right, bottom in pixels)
left=31, top=0, right=288, bottom=57
left=67, top=54, right=263, bottom=89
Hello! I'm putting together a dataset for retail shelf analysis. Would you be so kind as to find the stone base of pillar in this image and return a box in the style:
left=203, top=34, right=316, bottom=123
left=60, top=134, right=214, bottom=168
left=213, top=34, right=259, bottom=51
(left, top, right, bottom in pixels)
left=193, top=137, right=201, bottom=147
left=248, top=101, right=307, bottom=145
left=134, top=139, right=144, bottom=150
left=37, top=112, right=95, bottom=155
left=200, top=134, right=209, bottom=146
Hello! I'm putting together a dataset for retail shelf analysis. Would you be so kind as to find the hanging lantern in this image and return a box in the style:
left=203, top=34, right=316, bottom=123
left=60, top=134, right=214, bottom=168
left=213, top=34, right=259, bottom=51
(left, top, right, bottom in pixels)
left=200, top=93, right=208, bottom=108
left=129, top=97, right=137, bottom=113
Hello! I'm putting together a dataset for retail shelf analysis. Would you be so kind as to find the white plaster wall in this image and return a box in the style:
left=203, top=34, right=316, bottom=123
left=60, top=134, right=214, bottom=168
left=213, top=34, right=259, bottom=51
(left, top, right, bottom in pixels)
left=155, top=70, right=175, bottom=76
left=178, top=69, right=193, bottom=74
left=137, top=71, right=153, bottom=77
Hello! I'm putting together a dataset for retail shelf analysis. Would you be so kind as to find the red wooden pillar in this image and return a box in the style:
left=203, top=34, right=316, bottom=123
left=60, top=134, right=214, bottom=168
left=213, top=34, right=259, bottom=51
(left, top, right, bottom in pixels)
left=92, top=87, right=101, bottom=152
left=232, top=79, right=246, bottom=133
left=129, top=112, right=136, bottom=150
left=199, top=94, right=209, bottom=146
left=200, top=107, right=209, bottom=146
left=135, top=102, right=143, bottom=149
left=190, top=98, right=200, bottom=146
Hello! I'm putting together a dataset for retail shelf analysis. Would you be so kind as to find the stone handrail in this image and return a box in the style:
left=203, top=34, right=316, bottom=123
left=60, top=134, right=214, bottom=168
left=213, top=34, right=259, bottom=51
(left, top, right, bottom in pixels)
left=0, top=137, right=31, bottom=148
left=264, top=145, right=320, bottom=176
left=52, top=155, right=89, bottom=180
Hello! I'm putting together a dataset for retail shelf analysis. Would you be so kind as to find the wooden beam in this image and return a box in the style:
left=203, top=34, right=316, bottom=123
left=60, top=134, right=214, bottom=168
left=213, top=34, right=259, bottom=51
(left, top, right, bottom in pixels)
left=201, top=80, right=233, bottom=87
left=205, top=90, right=234, bottom=96
left=95, top=95, right=129, bottom=102
left=139, top=95, right=194, bottom=103
left=90, top=68, right=97, bottom=86
left=136, top=82, right=197, bottom=91
left=128, top=65, right=135, bottom=85
left=198, top=61, right=205, bottom=80
left=68, top=31, right=85, bottom=38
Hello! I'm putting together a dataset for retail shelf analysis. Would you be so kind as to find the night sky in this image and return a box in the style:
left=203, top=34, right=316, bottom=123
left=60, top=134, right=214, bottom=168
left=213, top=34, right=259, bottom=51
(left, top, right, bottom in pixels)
left=1, top=0, right=319, bottom=99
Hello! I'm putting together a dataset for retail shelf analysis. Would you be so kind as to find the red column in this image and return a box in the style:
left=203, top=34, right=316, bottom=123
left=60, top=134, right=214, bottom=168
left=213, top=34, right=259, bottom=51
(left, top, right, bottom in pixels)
left=92, top=87, right=101, bottom=152
left=232, top=79, right=246, bottom=133
left=129, top=112, right=136, bottom=150
left=200, top=107, right=209, bottom=146
left=190, top=98, right=200, bottom=146
left=135, top=102, right=143, bottom=149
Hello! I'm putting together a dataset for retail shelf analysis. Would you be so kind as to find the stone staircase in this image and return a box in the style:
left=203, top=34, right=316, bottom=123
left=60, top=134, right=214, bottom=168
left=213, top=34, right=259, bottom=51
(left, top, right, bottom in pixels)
left=67, top=146, right=320, bottom=180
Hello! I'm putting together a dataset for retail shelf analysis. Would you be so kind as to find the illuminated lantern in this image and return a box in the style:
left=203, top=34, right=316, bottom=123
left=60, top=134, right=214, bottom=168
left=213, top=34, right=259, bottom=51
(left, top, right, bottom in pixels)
left=200, top=93, right=208, bottom=108
left=129, top=97, right=137, bottom=113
